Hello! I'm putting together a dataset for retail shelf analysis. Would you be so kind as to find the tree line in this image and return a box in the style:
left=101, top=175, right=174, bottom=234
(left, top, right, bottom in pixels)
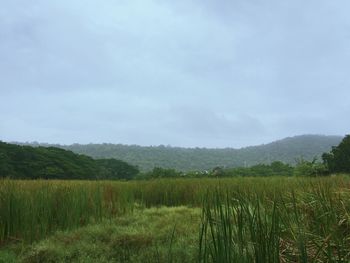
left=1, top=135, right=349, bottom=179
left=138, top=135, right=350, bottom=179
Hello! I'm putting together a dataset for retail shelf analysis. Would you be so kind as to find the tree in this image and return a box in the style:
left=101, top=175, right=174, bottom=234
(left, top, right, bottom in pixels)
left=95, top=159, right=139, bottom=180
left=270, top=161, right=294, bottom=176
left=294, top=157, right=327, bottom=177
left=146, top=167, right=181, bottom=178
left=211, top=166, right=225, bottom=177
left=322, top=135, right=350, bottom=173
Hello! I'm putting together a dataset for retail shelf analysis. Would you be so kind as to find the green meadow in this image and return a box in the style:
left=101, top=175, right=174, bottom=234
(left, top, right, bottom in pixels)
left=1, top=176, right=350, bottom=262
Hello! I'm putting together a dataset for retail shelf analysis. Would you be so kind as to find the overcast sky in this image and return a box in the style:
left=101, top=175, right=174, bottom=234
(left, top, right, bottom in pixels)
left=0, top=0, right=349, bottom=148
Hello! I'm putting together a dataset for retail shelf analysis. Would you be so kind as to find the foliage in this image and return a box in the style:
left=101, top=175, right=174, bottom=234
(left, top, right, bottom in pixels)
left=322, top=134, right=350, bottom=173
left=96, top=159, right=139, bottom=180
left=139, top=161, right=326, bottom=179
left=225, top=161, right=294, bottom=177
left=211, top=166, right=225, bottom=177
left=136, top=162, right=295, bottom=179
left=0, top=142, right=139, bottom=180
left=294, top=158, right=328, bottom=177
left=21, top=135, right=342, bottom=172
left=143, top=167, right=183, bottom=179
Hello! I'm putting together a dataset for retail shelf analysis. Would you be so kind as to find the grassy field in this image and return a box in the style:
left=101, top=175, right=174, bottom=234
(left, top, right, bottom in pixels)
left=1, top=176, right=350, bottom=262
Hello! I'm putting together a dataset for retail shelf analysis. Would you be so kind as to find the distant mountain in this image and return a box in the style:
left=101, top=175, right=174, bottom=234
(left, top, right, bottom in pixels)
left=20, top=135, right=341, bottom=172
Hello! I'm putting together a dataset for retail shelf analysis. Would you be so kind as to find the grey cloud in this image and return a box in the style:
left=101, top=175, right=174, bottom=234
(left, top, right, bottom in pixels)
left=0, top=0, right=349, bottom=147
left=162, top=106, right=267, bottom=147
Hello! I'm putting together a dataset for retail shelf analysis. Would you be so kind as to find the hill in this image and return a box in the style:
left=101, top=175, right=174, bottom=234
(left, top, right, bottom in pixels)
left=0, top=142, right=139, bottom=179
left=23, top=135, right=342, bottom=172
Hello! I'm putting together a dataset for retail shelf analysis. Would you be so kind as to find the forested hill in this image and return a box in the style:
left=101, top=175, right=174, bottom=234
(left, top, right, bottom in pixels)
left=0, top=142, right=139, bottom=179
left=22, top=135, right=342, bottom=172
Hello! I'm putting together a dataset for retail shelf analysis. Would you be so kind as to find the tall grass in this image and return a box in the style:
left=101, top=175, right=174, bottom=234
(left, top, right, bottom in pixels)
left=1, top=176, right=350, bottom=255
left=0, top=180, right=135, bottom=244
left=199, top=180, right=350, bottom=262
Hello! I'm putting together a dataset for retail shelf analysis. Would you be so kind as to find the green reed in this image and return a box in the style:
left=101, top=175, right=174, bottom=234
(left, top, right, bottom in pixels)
left=199, top=179, right=350, bottom=262
left=1, top=175, right=349, bottom=254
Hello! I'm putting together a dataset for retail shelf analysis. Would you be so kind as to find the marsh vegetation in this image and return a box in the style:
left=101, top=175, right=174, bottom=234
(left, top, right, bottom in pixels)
left=1, top=176, right=350, bottom=262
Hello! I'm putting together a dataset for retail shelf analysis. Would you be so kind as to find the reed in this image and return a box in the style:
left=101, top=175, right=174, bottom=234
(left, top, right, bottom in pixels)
left=1, top=175, right=349, bottom=258
left=199, top=179, right=350, bottom=262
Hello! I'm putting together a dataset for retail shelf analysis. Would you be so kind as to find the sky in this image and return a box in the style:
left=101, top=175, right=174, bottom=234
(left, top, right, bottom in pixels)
left=0, top=0, right=349, bottom=148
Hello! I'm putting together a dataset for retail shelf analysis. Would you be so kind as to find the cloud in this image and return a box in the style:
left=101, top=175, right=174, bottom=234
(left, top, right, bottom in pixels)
left=0, top=0, right=349, bottom=147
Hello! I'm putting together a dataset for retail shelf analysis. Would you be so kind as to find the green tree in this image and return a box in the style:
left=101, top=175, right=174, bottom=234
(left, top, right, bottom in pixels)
left=95, top=159, right=139, bottom=180
left=322, top=135, right=350, bottom=173
left=294, top=157, right=327, bottom=177
left=270, top=161, right=294, bottom=176
left=211, top=166, right=225, bottom=177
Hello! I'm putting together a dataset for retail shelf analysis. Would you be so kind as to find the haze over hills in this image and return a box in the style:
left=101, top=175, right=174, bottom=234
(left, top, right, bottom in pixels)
left=18, top=135, right=343, bottom=172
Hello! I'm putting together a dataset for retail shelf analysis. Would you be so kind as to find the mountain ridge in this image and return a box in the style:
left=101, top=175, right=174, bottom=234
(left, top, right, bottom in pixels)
left=13, top=134, right=343, bottom=172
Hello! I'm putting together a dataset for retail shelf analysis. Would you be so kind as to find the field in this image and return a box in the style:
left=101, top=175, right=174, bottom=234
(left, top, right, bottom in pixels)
left=1, top=176, right=350, bottom=262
